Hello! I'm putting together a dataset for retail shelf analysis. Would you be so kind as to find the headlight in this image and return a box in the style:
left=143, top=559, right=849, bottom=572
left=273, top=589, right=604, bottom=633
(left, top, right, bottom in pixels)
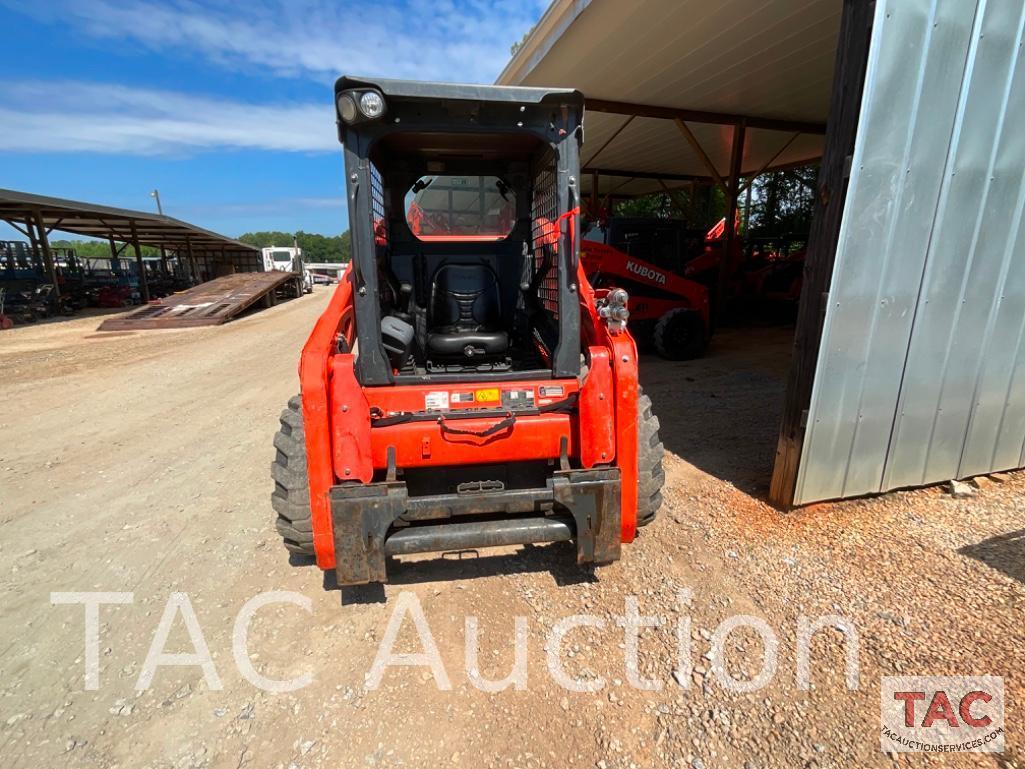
left=359, top=90, right=385, bottom=118
left=337, top=94, right=358, bottom=123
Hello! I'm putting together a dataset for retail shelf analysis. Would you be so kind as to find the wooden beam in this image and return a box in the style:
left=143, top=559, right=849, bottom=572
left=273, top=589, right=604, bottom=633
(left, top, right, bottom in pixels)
left=108, top=236, right=119, bottom=275
left=599, top=176, right=637, bottom=213
left=2, top=219, right=32, bottom=238
left=673, top=118, right=728, bottom=193
left=590, top=170, right=599, bottom=218
left=131, top=221, right=150, bottom=303
left=769, top=0, right=874, bottom=509
left=717, top=120, right=746, bottom=323
left=186, top=237, right=198, bottom=283
left=585, top=97, right=827, bottom=135
left=583, top=114, right=636, bottom=168
left=738, top=132, right=803, bottom=196
left=32, top=208, right=61, bottom=297
left=605, top=176, right=637, bottom=199
left=582, top=167, right=709, bottom=183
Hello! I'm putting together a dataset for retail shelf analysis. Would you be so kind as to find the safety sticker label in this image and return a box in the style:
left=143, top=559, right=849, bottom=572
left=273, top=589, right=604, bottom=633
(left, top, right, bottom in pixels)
left=475, top=388, right=501, bottom=403
left=424, top=391, right=449, bottom=411
left=501, top=389, right=535, bottom=409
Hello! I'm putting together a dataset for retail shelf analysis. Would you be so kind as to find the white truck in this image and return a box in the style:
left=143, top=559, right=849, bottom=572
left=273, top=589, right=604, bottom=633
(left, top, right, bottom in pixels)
left=261, top=246, right=313, bottom=295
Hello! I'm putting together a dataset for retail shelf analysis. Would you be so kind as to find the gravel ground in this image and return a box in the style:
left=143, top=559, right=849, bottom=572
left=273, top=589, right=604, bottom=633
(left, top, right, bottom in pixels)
left=0, top=292, right=1021, bottom=769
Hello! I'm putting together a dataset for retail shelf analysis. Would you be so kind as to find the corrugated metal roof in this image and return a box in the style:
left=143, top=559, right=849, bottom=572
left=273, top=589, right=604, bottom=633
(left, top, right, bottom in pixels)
left=0, top=188, right=258, bottom=260
left=499, top=0, right=840, bottom=181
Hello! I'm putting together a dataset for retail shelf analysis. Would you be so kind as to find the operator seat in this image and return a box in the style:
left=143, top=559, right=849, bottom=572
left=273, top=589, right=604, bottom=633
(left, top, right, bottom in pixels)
left=426, top=263, right=509, bottom=358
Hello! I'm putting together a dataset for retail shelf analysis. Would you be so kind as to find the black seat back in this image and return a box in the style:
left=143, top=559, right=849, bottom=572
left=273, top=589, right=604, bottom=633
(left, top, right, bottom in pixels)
left=430, top=264, right=501, bottom=330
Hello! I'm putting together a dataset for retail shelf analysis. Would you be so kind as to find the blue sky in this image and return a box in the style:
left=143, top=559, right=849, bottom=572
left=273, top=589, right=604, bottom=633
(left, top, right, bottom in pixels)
left=0, top=0, right=546, bottom=239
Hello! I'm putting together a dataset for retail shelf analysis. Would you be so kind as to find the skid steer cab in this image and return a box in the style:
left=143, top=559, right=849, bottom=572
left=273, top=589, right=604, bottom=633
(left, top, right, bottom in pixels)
left=271, top=77, right=665, bottom=586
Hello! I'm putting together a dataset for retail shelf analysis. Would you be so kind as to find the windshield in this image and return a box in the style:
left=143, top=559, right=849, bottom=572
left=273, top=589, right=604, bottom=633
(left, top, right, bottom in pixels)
left=404, top=175, right=515, bottom=240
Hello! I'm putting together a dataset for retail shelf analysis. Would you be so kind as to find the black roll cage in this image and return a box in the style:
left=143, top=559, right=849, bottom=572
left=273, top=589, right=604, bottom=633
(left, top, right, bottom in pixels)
left=335, top=76, right=585, bottom=385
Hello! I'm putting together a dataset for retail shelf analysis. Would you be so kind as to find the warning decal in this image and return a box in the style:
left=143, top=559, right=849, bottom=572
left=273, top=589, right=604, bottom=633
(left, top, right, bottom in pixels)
left=424, top=391, right=449, bottom=411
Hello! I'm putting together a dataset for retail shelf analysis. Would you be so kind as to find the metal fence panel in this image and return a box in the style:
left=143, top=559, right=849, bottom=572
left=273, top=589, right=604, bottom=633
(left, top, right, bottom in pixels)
left=796, top=0, right=1025, bottom=503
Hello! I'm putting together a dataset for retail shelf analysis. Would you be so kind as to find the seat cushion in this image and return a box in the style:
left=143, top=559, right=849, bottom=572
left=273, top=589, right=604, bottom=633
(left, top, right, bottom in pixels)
left=427, top=327, right=509, bottom=357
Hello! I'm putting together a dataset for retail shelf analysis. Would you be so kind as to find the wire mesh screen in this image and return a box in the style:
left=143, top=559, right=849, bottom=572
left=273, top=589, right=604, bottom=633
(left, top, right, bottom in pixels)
left=370, top=162, right=387, bottom=245
left=530, top=152, right=559, bottom=318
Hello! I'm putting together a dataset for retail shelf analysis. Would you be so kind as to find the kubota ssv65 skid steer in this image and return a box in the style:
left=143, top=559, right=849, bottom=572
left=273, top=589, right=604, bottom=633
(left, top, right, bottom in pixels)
left=271, top=77, right=665, bottom=585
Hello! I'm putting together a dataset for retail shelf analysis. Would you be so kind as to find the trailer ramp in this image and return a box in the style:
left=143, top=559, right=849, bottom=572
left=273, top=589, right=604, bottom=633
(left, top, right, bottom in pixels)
left=98, top=272, right=298, bottom=331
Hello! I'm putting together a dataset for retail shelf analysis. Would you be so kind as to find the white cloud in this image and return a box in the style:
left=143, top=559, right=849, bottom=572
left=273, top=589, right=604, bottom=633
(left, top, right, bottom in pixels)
left=9, top=0, right=547, bottom=83
left=0, top=81, right=335, bottom=154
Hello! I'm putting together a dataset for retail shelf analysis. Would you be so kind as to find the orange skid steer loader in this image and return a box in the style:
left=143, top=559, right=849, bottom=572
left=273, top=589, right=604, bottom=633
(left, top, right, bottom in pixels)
left=271, top=77, right=665, bottom=585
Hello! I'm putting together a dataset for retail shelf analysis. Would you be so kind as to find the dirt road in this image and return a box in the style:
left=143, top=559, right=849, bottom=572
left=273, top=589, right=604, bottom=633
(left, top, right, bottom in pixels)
left=1, top=291, right=1022, bottom=768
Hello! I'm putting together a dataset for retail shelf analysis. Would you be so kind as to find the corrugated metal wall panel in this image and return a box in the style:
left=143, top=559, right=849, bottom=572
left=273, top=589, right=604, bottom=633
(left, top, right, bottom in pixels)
left=795, top=0, right=977, bottom=503
left=796, top=0, right=1025, bottom=503
left=887, top=0, right=1025, bottom=488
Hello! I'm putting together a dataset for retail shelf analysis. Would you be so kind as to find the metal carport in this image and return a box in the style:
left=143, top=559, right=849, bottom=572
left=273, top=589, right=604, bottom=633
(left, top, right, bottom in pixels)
left=0, top=188, right=261, bottom=303
left=500, top=0, right=1025, bottom=506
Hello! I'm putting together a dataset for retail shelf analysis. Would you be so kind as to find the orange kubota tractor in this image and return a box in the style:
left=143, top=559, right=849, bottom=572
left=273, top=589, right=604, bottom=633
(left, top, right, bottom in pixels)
left=272, top=77, right=665, bottom=585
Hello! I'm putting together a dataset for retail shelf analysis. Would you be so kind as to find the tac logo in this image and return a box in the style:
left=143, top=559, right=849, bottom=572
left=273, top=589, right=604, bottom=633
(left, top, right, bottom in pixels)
left=880, top=676, right=1004, bottom=753
left=625, top=260, right=667, bottom=285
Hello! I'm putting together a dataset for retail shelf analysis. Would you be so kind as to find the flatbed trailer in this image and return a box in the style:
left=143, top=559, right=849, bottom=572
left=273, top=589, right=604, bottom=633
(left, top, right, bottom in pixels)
left=97, top=271, right=302, bottom=331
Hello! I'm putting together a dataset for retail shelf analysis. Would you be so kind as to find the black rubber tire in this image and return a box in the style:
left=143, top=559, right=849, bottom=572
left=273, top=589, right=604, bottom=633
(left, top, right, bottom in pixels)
left=271, top=395, right=315, bottom=556
left=636, top=388, right=665, bottom=527
left=653, top=308, right=708, bottom=360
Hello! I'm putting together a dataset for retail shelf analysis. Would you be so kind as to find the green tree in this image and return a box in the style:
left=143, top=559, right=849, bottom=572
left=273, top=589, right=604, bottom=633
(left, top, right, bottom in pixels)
left=746, top=165, right=819, bottom=238
left=237, top=231, right=294, bottom=248
left=237, top=230, right=351, bottom=262
left=50, top=239, right=160, bottom=257
left=613, top=184, right=725, bottom=227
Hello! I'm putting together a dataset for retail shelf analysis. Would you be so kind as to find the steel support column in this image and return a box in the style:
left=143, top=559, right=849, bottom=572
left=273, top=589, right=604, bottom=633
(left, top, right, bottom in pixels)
left=186, top=237, right=198, bottom=284
left=130, top=221, right=150, bottom=303
left=31, top=208, right=61, bottom=298
left=108, top=236, right=122, bottom=275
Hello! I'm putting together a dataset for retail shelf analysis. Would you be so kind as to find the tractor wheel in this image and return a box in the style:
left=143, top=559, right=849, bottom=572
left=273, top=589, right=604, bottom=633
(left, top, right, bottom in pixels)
left=653, top=308, right=707, bottom=360
left=271, top=395, right=315, bottom=557
left=636, top=388, right=665, bottom=528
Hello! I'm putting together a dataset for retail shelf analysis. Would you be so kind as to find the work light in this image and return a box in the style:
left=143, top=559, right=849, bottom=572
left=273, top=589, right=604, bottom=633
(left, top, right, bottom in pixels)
left=359, top=90, right=386, bottom=118
left=337, top=93, right=358, bottom=123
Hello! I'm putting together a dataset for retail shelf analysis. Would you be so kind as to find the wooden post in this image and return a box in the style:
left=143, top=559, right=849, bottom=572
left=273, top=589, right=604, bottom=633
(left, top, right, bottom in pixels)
left=186, top=238, right=198, bottom=284
left=717, top=120, right=746, bottom=323
left=590, top=171, right=599, bottom=219
left=769, top=0, right=875, bottom=508
left=744, top=178, right=754, bottom=233
left=32, top=208, right=61, bottom=297
left=108, top=236, right=121, bottom=275
left=130, top=221, right=150, bottom=303
left=25, top=219, right=39, bottom=271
